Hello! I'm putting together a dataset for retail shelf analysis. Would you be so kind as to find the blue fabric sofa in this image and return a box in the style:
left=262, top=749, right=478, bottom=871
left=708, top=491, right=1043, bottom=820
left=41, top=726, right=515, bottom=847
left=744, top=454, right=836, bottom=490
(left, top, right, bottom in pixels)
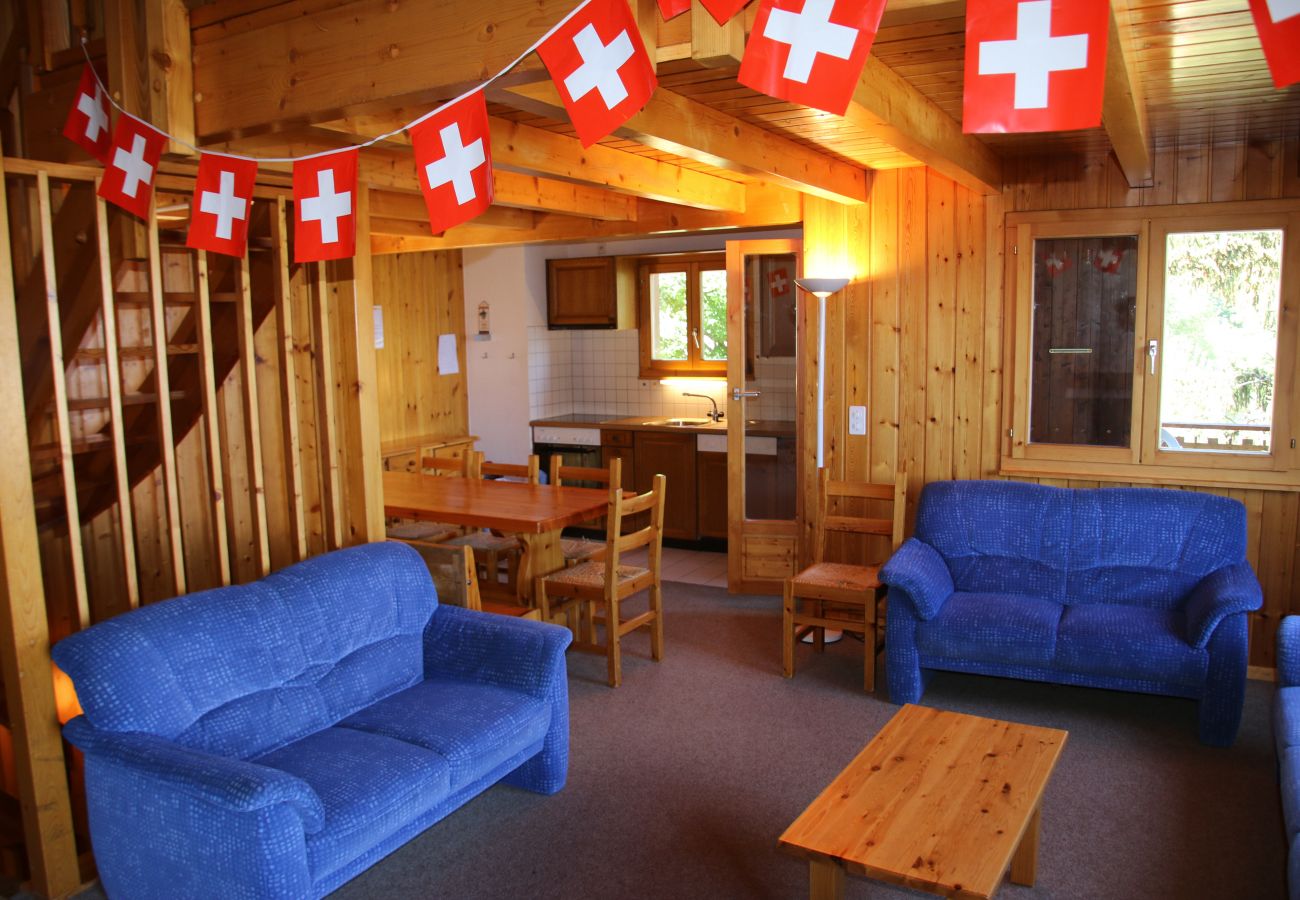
left=1276, top=616, right=1300, bottom=898
left=52, top=542, right=572, bottom=899
left=880, top=480, right=1262, bottom=746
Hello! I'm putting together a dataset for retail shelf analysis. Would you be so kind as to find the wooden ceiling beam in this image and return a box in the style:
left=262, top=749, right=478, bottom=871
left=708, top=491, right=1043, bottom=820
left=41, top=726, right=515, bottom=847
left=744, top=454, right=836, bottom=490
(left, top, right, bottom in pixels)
left=371, top=182, right=802, bottom=253
left=370, top=192, right=536, bottom=229
left=496, top=83, right=869, bottom=205
left=1102, top=1, right=1154, bottom=188
left=845, top=56, right=1003, bottom=195
left=191, top=0, right=568, bottom=141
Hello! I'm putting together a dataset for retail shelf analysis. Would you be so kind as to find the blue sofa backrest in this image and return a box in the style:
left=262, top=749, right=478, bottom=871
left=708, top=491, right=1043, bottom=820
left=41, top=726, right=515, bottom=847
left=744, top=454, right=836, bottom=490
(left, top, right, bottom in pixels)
left=914, top=481, right=1247, bottom=609
left=53, top=542, right=437, bottom=759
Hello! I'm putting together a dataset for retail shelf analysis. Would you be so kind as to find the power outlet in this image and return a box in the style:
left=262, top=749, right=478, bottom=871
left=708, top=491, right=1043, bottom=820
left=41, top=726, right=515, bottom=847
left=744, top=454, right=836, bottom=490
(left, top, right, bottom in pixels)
left=849, top=405, right=867, bottom=436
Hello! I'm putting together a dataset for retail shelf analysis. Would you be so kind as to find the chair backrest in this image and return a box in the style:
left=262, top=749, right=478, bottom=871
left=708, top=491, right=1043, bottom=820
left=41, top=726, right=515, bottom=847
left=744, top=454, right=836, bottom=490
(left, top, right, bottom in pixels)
left=481, top=453, right=541, bottom=484
left=602, top=473, right=666, bottom=590
left=396, top=539, right=482, bottom=612
left=420, top=452, right=479, bottom=478
left=814, top=467, right=909, bottom=565
left=548, top=454, right=620, bottom=489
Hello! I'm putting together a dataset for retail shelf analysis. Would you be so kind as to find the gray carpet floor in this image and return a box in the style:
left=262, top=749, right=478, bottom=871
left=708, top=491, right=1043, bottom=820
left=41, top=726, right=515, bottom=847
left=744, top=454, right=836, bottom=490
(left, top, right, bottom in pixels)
left=77, top=581, right=1288, bottom=899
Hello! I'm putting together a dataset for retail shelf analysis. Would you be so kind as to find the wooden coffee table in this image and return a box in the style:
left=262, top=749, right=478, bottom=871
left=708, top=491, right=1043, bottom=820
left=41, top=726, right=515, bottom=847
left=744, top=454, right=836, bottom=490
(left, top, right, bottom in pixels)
left=779, top=704, right=1067, bottom=899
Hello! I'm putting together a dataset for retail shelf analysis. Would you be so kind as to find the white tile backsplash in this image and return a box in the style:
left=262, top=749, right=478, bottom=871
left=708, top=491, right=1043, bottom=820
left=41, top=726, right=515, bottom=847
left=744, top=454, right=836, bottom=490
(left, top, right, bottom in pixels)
left=528, top=327, right=796, bottom=423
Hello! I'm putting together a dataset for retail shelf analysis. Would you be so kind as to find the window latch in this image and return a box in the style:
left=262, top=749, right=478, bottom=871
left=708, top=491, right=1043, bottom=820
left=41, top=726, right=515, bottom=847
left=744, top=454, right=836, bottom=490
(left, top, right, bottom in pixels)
left=692, top=328, right=700, bottom=349
left=1147, top=339, right=1159, bottom=375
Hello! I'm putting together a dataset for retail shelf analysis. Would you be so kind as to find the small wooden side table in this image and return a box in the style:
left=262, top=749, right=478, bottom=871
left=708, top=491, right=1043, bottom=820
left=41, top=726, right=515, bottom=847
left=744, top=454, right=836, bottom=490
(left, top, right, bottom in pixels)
left=779, top=704, right=1068, bottom=899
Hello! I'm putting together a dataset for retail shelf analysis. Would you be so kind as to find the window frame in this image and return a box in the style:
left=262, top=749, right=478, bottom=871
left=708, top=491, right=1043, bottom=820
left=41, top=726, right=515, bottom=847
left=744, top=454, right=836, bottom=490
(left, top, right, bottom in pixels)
left=1002, top=201, right=1300, bottom=489
left=637, top=252, right=728, bottom=379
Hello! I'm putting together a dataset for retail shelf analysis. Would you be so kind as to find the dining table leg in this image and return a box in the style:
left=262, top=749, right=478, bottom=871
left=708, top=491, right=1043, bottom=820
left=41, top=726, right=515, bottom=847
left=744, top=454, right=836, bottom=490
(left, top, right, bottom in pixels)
left=516, top=529, right=564, bottom=604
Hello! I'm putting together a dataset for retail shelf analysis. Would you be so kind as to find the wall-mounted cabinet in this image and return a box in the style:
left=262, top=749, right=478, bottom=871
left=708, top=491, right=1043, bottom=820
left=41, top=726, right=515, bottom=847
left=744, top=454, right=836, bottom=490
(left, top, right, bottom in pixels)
left=546, top=256, right=635, bottom=329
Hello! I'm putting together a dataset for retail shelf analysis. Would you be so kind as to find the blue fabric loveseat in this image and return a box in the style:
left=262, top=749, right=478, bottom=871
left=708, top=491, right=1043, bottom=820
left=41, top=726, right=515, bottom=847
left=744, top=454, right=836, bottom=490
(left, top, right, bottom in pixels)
left=52, top=542, right=572, bottom=899
left=880, top=480, right=1262, bottom=746
left=1275, top=616, right=1300, bottom=898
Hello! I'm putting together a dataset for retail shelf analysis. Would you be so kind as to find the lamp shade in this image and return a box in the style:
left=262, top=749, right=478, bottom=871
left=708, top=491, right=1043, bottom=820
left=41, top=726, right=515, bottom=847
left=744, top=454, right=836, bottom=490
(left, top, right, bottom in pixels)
left=793, top=277, right=849, bottom=297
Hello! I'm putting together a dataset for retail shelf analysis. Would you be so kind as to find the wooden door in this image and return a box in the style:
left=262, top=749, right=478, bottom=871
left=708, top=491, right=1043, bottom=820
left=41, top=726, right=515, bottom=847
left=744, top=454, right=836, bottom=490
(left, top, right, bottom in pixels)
left=726, top=239, right=803, bottom=593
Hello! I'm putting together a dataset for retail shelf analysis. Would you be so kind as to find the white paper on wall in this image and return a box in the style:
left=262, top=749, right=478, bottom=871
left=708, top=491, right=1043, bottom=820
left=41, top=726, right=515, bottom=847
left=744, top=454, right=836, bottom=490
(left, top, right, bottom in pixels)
left=373, top=305, right=384, bottom=349
left=437, top=333, right=459, bottom=375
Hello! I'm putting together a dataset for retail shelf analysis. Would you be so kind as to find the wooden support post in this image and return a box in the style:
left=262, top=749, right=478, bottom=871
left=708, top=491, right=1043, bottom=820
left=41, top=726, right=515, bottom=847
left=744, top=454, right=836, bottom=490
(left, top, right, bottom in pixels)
left=104, top=0, right=149, bottom=259
left=0, top=149, right=80, bottom=900
left=313, top=263, right=344, bottom=551
left=271, top=198, right=308, bottom=562
left=95, top=191, right=140, bottom=608
left=236, top=254, right=270, bottom=576
left=144, top=0, right=196, bottom=156
left=146, top=203, right=187, bottom=594
left=690, top=0, right=745, bottom=68
left=37, top=172, right=90, bottom=631
left=339, top=187, right=384, bottom=544
left=194, top=250, right=232, bottom=585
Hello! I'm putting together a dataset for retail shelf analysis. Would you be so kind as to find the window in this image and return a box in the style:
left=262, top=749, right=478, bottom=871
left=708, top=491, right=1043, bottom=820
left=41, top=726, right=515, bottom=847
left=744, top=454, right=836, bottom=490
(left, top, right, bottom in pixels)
left=638, top=253, right=727, bottom=378
left=1006, top=206, right=1300, bottom=485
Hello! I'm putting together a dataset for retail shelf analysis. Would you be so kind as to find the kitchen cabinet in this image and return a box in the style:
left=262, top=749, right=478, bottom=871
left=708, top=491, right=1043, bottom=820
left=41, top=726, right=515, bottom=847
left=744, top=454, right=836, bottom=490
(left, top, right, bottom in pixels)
left=634, top=431, right=697, bottom=540
left=546, top=257, right=635, bottom=329
left=697, top=451, right=728, bottom=539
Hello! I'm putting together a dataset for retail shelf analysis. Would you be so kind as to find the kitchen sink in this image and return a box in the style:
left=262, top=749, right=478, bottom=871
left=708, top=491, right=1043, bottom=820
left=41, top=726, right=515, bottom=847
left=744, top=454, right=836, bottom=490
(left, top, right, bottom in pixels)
left=643, top=417, right=712, bottom=427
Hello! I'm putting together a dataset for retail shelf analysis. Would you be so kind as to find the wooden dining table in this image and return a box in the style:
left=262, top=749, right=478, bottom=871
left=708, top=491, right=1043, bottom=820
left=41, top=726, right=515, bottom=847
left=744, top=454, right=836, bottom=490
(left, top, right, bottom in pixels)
left=382, top=470, right=614, bottom=601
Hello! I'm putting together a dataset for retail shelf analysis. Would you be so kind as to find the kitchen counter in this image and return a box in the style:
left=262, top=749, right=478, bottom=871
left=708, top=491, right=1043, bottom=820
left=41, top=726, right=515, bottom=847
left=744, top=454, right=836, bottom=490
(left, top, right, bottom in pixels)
left=530, top=414, right=795, bottom=438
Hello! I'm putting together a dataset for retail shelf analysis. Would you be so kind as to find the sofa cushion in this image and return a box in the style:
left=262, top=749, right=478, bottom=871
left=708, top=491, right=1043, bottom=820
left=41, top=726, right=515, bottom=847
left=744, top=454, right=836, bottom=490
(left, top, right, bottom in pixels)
left=52, top=543, right=438, bottom=759
left=338, top=678, right=551, bottom=791
left=915, top=592, right=1062, bottom=667
left=1055, top=605, right=1206, bottom=686
left=253, top=726, right=450, bottom=880
left=1283, top=747, right=1300, bottom=842
left=1278, top=689, right=1300, bottom=754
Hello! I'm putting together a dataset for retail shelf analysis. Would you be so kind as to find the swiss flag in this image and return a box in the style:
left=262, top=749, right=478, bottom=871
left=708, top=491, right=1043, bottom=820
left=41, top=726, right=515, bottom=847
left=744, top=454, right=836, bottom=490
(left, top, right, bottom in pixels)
left=293, top=150, right=357, bottom=263
left=186, top=154, right=258, bottom=258
left=97, top=114, right=166, bottom=220
left=410, top=92, right=494, bottom=235
left=537, top=0, right=657, bottom=147
left=699, top=0, right=750, bottom=23
left=62, top=64, right=112, bottom=163
left=1247, top=0, right=1300, bottom=88
left=737, top=0, right=887, bottom=116
left=963, top=0, right=1109, bottom=133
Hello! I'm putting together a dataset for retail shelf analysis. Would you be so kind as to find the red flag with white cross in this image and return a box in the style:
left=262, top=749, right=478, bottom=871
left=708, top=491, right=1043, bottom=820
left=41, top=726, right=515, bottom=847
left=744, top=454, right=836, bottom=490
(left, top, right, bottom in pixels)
left=537, top=0, right=657, bottom=147
left=737, top=0, right=887, bottom=116
left=963, top=0, right=1109, bottom=133
left=1247, top=0, right=1300, bottom=88
left=293, top=150, right=357, bottom=263
left=186, top=154, right=258, bottom=258
left=97, top=114, right=167, bottom=220
left=698, top=0, right=750, bottom=24
left=409, top=91, right=494, bottom=236
left=63, top=64, right=112, bottom=163
left=658, top=0, right=691, bottom=19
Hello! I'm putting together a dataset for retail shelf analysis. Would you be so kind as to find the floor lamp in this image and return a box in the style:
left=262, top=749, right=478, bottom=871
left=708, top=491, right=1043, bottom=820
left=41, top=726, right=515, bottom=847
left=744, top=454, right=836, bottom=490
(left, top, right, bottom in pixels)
left=794, top=277, right=849, bottom=642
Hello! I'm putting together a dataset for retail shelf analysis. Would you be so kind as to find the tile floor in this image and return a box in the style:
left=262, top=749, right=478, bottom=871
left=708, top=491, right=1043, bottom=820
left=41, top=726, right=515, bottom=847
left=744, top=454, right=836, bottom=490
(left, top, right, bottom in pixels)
left=620, top=546, right=728, bottom=589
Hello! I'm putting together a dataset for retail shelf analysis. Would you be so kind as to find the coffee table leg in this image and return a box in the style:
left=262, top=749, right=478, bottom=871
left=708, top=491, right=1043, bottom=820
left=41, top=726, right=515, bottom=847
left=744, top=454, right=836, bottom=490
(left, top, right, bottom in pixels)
left=1009, top=804, right=1041, bottom=886
left=809, top=858, right=844, bottom=900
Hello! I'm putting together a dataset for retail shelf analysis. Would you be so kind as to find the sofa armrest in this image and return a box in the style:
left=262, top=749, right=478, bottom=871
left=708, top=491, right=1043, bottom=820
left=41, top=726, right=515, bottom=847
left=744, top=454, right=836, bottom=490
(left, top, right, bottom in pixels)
left=63, top=717, right=324, bottom=832
left=1278, top=617, right=1300, bottom=687
left=880, top=538, right=955, bottom=621
left=1184, top=563, right=1263, bottom=650
left=423, top=604, right=572, bottom=698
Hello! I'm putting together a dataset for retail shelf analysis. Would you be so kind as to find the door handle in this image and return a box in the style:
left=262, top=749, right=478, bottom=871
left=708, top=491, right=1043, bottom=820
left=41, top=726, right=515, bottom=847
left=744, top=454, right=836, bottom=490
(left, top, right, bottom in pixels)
left=1147, top=339, right=1158, bottom=375
left=732, top=387, right=761, bottom=400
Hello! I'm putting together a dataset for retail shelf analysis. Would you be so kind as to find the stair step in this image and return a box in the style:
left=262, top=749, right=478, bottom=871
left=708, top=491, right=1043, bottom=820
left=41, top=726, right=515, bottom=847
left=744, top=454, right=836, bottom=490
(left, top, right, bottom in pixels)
left=64, top=390, right=190, bottom=412
left=114, top=291, right=238, bottom=308
left=72, top=344, right=199, bottom=365
left=30, top=433, right=152, bottom=462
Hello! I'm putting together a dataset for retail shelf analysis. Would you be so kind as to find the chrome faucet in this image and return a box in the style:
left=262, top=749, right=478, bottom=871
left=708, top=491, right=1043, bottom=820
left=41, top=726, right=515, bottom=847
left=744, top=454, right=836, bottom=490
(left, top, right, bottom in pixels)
left=682, top=392, right=723, bottom=422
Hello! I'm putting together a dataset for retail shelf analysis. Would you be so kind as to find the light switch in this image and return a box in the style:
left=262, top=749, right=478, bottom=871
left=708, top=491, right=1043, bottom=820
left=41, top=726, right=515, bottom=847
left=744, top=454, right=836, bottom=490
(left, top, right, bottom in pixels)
left=849, top=405, right=867, bottom=436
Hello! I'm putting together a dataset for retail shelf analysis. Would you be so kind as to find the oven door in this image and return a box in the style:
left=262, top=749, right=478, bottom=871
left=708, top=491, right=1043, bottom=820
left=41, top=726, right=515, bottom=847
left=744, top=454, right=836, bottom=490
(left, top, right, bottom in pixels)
left=533, top=443, right=602, bottom=482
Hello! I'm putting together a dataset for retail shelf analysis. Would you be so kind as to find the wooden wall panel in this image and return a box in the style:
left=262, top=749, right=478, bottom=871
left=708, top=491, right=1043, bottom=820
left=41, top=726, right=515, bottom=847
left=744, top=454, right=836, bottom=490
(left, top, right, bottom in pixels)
left=807, top=132, right=1300, bottom=668
left=372, top=249, right=469, bottom=445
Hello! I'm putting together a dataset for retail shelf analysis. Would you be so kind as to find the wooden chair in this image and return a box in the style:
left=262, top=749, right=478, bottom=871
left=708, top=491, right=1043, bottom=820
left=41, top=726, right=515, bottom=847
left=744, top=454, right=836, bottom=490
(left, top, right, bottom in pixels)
left=383, top=451, right=480, bottom=542
left=396, top=540, right=539, bottom=621
left=535, top=474, right=665, bottom=687
left=548, top=455, right=622, bottom=565
left=444, top=452, right=538, bottom=598
left=782, top=468, right=908, bottom=692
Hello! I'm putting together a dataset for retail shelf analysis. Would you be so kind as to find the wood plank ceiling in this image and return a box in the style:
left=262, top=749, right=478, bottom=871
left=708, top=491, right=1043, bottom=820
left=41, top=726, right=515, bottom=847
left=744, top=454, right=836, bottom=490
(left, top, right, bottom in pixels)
left=178, top=0, right=1300, bottom=250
